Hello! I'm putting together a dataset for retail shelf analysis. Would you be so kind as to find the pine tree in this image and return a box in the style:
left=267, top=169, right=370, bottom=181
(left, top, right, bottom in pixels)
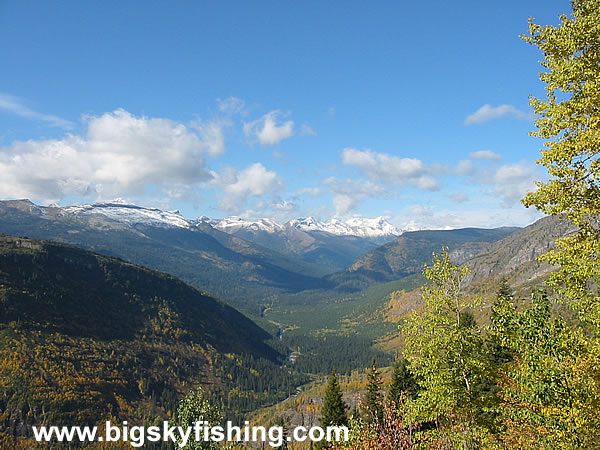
left=320, top=369, right=348, bottom=428
left=387, top=358, right=418, bottom=407
left=362, top=358, right=384, bottom=425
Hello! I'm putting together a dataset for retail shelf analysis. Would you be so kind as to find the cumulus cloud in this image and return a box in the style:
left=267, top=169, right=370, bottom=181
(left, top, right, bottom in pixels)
left=341, top=148, right=439, bottom=190
left=465, top=104, right=533, bottom=125
left=323, top=177, right=386, bottom=216
left=0, top=92, right=74, bottom=129
left=0, top=109, right=217, bottom=202
left=243, top=110, right=294, bottom=146
left=456, top=159, right=475, bottom=176
left=213, top=163, right=283, bottom=212
left=493, top=163, right=539, bottom=206
left=271, top=199, right=296, bottom=211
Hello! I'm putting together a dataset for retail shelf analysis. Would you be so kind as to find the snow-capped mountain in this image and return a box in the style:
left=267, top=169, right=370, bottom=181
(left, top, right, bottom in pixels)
left=14, top=199, right=401, bottom=273
left=210, top=216, right=401, bottom=239
left=33, top=198, right=402, bottom=239
left=62, top=199, right=191, bottom=229
left=205, top=216, right=284, bottom=234
left=287, top=216, right=400, bottom=238
left=206, top=215, right=402, bottom=273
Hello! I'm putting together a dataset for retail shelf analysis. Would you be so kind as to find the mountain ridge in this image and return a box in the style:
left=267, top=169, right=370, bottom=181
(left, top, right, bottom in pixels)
left=0, top=199, right=331, bottom=313
left=325, top=226, right=521, bottom=292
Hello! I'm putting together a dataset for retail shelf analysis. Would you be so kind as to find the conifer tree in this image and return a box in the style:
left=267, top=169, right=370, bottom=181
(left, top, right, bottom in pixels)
left=362, top=358, right=384, bottom=425
left=320, top=369, right=348, bottom=428
left=387, top=358, right=418, bottom=407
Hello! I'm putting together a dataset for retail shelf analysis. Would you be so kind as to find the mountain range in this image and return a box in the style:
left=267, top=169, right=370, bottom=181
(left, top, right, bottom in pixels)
left=0, top=199, right=330, bottom=313
left=203, top=215, right=400, bottom=272
left=324, top=226, right=520, bottom=292
left=0, top=199, right=403, bottom=311
left=0, top=198, right=562, bottom=315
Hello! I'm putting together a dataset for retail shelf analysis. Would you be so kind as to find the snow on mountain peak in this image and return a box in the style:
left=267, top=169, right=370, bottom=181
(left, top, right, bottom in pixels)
left=288, top=216, right=400, bottom=237
left=62, top=201, right=191, bottom=229
left=210, top=216, right=283, bottom=233
left=56, top=199, right=400, bottom=237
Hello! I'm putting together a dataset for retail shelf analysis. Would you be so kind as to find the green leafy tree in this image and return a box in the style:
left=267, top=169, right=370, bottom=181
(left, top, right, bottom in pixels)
left=362, top=358, right=384, bottom=425
left=521, top=0, right=600, bottom=326
left=402, top=248, right=493, bottom=447
left=175, top=386, right=223, bottom=450
left=512, top=3, right=600, bottom=445
left=321, top=369, right=348, bottom=428
left=491, top=289, right=600, bottom=447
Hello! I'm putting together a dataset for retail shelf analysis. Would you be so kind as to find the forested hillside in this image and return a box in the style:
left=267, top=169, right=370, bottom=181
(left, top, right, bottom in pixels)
left=0, top=235, right=307, bottom=445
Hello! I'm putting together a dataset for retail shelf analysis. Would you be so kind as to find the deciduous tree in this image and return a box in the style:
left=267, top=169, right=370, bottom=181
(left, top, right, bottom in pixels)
left=522, top=0, right=600, bottom=326
left=402, top=249, right=492, bottom=447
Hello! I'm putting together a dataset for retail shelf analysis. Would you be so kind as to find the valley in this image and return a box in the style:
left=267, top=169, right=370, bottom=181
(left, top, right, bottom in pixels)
left=0, top=199, right=578, bottom=447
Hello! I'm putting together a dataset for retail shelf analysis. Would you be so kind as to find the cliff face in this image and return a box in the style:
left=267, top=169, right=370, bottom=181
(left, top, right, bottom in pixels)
left=463, top=216, right=575, bottom=291
left=383, top=216, right=576, bottom=321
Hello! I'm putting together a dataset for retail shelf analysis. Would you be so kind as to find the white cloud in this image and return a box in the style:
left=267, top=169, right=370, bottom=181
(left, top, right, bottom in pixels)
left=456, top=159, right=475, bottom=176
left=465, top=104, right=533, bottom=125
left=300, top=123, right=317, bottom=136
left=213, top=163, right=283, bottom=212
left=0, top=109, right=216, bottom=202
left=0, top=92, right=74, bottom=129
left=191, top=119, right=229, bottom=156
left=493, top=162, right=539, bottom=206
left=396, top=205, right=543, bottom=230
left=448, top=192, right=469, bottom=203
left=243, top=110, right=294, bottom=146
left=469, top=149, right=502, bottom=160
left=271, top=199, right=296, bottom=211
left=217, top=96, right=246, bottom=115
left=297, top=187, right=321, bottom=197
left=341, top=148, right=439, bottom=190
left=323, top=177, right=386, bottom=216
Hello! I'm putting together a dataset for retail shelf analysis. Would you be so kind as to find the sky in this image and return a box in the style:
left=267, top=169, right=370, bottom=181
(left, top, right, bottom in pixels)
left=0, top=0, right=571, bottom=229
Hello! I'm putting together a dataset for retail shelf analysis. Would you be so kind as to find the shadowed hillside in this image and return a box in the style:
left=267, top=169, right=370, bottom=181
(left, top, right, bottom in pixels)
left=0, top=235, right=307, bottom=443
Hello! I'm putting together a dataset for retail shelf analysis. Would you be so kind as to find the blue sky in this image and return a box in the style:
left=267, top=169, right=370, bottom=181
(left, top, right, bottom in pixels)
left=0, top=0, right=569, bottom=229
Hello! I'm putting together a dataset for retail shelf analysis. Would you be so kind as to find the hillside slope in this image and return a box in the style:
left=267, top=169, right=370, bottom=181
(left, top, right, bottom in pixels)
left=463, top=215, right=574, bottom=291
left=326, top=226, right=519, bottom=292
left=0, top=235, right=304, bottom=442
left=381, top=216, right=575, bottom=324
